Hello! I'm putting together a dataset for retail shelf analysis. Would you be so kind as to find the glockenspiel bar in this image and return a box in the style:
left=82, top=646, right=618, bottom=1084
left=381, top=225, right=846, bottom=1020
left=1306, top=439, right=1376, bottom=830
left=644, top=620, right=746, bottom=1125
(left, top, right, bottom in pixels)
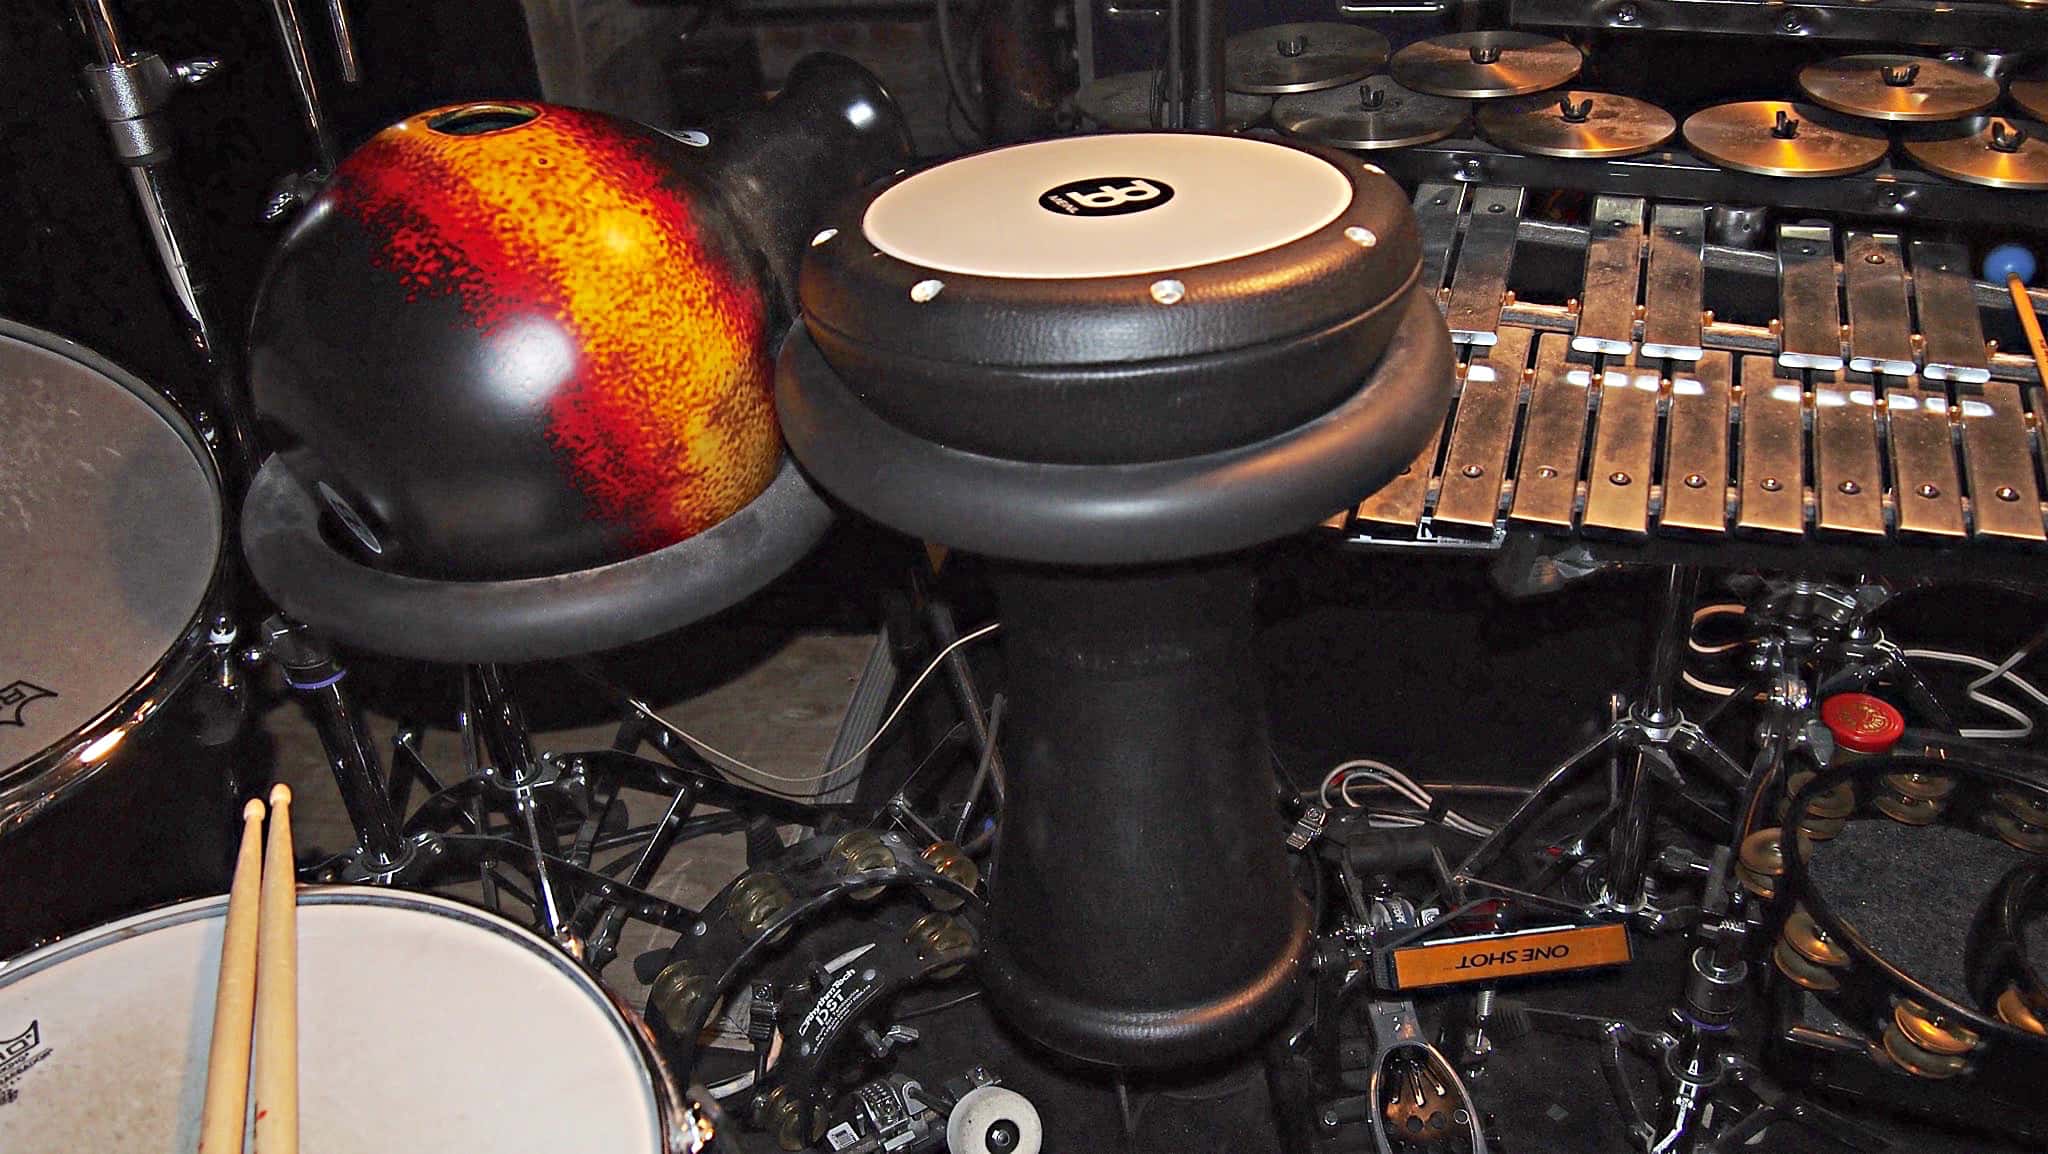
left=1960, top=381, right=2046, bottom=542
left=1355, top=421, right=1442, bottom=529
left=1912, top=239, right=1993, bottom=384
left=1573, top=196, right=1645, bottom=357
left=1640, top=204, right=1706, bottom=362
left=1444, top=187, right=1525, bottom=348
left=1660, top=351, right=1733, bottom=534
left=1415, top=181, right=1470, bottom=305
left=1736, top=355, right=1806, bottom=536
left=1510, top=332, right=1591, bottom=528
left=1582, top=358, right=1659, bottom=535
left=1844, top=232, right=1918, bottom=379
left=1883, top=381, right=1967, bottom=538
left=1433, top=324, right=1534, bottom=529
left=1777, top=223, right=1845, bottom=372
left=1810, top=371, right=1885, bottom=537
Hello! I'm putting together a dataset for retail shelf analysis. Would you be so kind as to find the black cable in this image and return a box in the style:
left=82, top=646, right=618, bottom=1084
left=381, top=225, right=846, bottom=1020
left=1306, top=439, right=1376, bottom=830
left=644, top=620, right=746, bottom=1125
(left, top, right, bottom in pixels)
left=897, top=988, right=984, bottom=1019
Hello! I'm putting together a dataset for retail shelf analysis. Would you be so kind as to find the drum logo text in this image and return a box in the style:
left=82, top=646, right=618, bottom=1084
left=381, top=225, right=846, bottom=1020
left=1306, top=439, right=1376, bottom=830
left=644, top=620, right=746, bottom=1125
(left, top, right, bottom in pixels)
left=0, top=1020, right=52, bottom=1108
left=0, top=681, right=55, bottom=728
left=1038, top=178, right=1176, bottom=217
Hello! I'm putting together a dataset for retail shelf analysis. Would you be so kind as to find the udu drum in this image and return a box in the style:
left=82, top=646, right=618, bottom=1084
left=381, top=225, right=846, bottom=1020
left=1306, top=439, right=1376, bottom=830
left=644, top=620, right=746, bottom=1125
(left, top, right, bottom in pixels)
left=0, top=320, right=235, bottom=954
left=0, top=888, right=680, bottom=1150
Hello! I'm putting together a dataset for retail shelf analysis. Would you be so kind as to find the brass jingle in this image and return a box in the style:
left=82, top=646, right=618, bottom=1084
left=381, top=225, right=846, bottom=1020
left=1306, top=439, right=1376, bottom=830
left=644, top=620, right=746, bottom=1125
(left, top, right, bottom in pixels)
left=730, top=873, right=797, bottom=939
left=1784, top=906, right=1851, bottom=968
left=1990, top=810, right=2048, bottom=854
left=1741, top=828, right=1788, bottom=877
left=1997, top=789, right=2048, bottom=826
left=909, top=911, right=976, bottom=980
left=1997, top=984, right=2048, bottom=1035
left=649, top=959, right=717, bottom=1031
left=1799, top=814, right=1848, bottom=842
left=1884, top=772, right=1956, bottom=801
left=1806, top=785, right=1858, bottom=820
left=1774, top=936, right=1842, bottom=991
left=1894, top=998, right=1982, bottom=1055
left=833, top=829, right=899, bottom=901
left=1874, top=791, right=1946, bottom=825
left=920, top=840, right=980, bottom=911
left=761, top=1086, right=824, bottom=1152
left=1881, top=1023, right=1975, bottom=1079
left=1736, top=861, right=1777, bottom=899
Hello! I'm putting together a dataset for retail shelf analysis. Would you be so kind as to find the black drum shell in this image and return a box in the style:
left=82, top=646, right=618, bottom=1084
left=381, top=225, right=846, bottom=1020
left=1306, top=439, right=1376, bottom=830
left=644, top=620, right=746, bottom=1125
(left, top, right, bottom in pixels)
left=797, top=140, right=1422, bottom=465
left=0, top=699, right=238, bottom=958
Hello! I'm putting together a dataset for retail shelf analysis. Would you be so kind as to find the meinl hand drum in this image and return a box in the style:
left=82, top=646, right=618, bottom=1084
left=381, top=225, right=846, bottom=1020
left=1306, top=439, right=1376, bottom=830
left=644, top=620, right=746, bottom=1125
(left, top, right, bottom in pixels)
left=779, top=132, right=1454, bottom=1068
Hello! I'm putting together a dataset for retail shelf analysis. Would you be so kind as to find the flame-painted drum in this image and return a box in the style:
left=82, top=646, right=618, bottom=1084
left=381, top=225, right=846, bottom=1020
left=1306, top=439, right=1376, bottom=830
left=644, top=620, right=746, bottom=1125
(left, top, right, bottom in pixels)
left=0, top=888, right=676, bottom=1150
left=0, top=321, right=233, bottom=954
left=249, top=102, right=782, bottom=581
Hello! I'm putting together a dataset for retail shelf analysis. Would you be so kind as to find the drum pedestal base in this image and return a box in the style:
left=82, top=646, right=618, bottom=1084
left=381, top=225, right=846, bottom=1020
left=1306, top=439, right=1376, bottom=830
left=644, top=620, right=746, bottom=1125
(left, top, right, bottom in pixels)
left=976, top=560, right=1311, bottom=1069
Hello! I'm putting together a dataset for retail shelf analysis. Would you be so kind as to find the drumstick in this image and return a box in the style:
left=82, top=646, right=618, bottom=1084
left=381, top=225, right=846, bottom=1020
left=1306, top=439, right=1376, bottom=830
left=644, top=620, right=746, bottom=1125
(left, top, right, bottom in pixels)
left=253, top=784, right=299, bottom=1154
left=197, top=799, right=266, bottom=1154
left=2009, top=274, right=2048, bottom=384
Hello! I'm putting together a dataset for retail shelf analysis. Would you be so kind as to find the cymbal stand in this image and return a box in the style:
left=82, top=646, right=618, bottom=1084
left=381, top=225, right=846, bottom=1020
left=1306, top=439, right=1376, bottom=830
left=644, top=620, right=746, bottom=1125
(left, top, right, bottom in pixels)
left=67, top=0, right=256, bottom=488
left=1454, top=565, right=1748, bottom=929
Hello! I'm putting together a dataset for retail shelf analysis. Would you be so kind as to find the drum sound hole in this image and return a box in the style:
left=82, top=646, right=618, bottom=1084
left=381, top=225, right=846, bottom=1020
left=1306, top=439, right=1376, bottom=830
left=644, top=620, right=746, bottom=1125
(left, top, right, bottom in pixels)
left=427, top=104, right=539, bottom=136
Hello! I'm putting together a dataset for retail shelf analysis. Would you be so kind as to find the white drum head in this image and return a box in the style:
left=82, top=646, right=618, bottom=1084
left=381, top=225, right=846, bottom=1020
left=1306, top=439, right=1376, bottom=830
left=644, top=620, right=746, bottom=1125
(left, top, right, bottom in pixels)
left=861, top=134, right=1353, bottom=280
left=0, top=328, right=220, bottom=776
left=0, top=888, right=662, bottom=1152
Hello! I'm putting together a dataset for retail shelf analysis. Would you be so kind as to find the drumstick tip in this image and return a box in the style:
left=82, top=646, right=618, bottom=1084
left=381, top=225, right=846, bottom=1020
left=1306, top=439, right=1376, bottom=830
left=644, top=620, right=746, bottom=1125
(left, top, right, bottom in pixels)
left=243, top=798, right=267, bottom=822
left=268, top=783, right=293, bottom=808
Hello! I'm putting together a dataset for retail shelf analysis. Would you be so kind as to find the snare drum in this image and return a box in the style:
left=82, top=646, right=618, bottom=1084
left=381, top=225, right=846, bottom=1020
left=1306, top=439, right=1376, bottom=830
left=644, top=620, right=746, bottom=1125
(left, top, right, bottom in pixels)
left=0, top=888, right=678, bottom=1151
left=0, top=320, right=234, bottom=951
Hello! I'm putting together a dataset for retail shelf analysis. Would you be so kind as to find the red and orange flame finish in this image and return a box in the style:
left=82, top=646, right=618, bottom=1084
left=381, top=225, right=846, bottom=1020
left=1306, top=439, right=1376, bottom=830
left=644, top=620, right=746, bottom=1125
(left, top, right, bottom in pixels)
left=327, top=104, right=781, bottom=555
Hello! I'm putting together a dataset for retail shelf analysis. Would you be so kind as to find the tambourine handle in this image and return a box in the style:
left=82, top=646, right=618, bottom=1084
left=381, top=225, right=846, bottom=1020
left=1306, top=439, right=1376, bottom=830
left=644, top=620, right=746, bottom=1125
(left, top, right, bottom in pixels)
left=707, top=53, right=912, bottom=316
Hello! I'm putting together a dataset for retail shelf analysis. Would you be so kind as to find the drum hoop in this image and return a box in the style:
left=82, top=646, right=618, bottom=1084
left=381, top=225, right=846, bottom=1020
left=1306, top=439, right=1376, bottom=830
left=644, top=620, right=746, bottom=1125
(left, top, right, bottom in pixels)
left=0, top=885, right=677, bottom=1147
left=0, top=319, right=227, bottom=835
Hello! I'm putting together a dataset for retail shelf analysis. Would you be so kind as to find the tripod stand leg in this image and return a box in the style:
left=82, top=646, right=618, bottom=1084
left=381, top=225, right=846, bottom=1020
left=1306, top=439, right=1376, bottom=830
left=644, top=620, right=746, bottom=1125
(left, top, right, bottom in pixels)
left=465, top=664, right=572, bottom=943
left=1456, top=722, right=1625, bottom=884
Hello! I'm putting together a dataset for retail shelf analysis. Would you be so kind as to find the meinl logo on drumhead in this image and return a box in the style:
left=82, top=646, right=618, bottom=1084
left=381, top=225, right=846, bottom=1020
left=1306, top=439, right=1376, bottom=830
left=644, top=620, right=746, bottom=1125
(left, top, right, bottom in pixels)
left=1038, top=178, right=1175, bottom=217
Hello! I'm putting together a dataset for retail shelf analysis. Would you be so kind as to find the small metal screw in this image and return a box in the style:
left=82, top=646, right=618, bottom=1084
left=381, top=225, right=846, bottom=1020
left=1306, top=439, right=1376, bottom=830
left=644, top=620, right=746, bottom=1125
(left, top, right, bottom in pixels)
left=1150, top=279, right=1186, bottom=305
left=1344, top=226, right=1378, bottom=248
left=1537, top=466, right=1559, bottom=479
left=1461, top=464, right=1485, bottom=478
left=1838, top=480, right=1861, bottom=495
left=1997, top=486, right=2022, bottom=502
left=1608, top=471, right=1631, bottom=486
left=1917, top=483, right=1941, bottom=499
left=910, top=278, right=944, bottom=302
left=1487, top=202, right=1507, bottom=214
left=810, top=228, right=838, bottom=247
left=1615, top=2, right=1640, bottom=23
left=1864, top=252, right=1885, bottom=264
left=1684, top=473, right=1707, bottom=488
left=1760, top=477, right=1783, bottom=492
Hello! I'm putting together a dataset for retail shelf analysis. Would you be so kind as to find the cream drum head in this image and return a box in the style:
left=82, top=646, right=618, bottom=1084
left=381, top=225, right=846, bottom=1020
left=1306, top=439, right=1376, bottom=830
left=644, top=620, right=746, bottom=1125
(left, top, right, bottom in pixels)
left=0, top=888, right=664, bottom=1152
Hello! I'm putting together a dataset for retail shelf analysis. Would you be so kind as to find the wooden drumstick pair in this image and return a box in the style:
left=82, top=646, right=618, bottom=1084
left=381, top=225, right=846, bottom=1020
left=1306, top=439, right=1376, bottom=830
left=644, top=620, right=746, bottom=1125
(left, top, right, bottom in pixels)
left=197, top=784, right=298, bottom=1154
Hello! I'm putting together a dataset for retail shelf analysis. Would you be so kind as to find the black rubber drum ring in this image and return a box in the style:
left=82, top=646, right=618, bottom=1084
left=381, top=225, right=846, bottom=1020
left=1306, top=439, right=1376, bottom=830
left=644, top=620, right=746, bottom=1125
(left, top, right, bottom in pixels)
left=776, top=285, right=1455, bottom=565
left=241, top=454, right=832, bottom=664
